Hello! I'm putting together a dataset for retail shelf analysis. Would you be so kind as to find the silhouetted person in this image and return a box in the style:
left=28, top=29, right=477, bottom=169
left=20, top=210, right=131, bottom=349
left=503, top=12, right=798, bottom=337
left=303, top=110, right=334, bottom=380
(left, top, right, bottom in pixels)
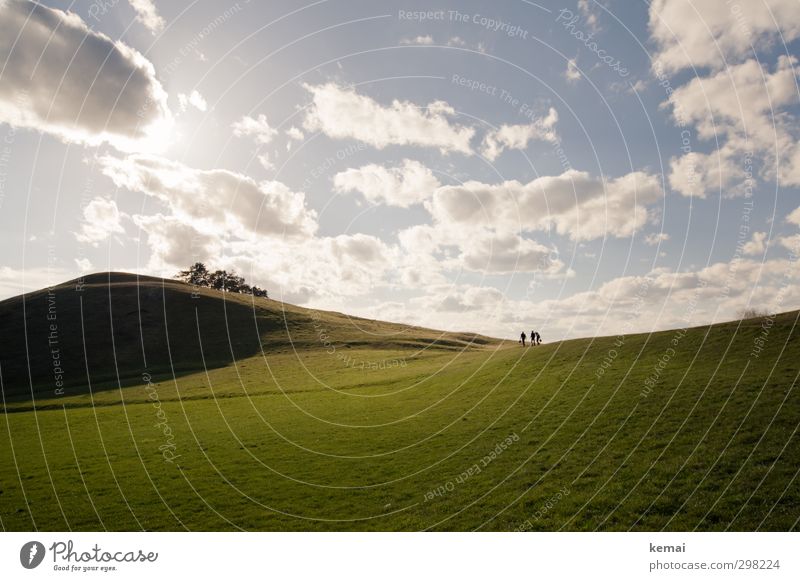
left=520, top=331, right=526, bottom=347
left=535, top=331, right=541, bottom=345
left=531, top=330, right=536, bottom=346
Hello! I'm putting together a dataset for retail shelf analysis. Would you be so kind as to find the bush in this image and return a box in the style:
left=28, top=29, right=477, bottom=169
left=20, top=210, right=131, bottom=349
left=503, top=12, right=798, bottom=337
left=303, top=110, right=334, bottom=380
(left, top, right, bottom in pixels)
left=738, top=308, right=770, bottom=320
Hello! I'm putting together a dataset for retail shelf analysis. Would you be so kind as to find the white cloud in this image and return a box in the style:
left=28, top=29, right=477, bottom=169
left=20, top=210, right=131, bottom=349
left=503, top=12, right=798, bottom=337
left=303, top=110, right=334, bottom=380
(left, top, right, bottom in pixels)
left=327, top=233, right=391, bottom=265
left=421, top=285, right=507, bottom=314
left=629, top=79, right=649, bottom=93
left=664, top=56, right=800, bottom=194
left=458, top=233, right=562, bottom=274
left=440, top=36, right=487, bottom=52
left=395, top=222, right=563, bottom=276
left=93, top=154, right=399, bottom=303
left=743, top=231, right=768, bottom=256
left=74, top=258, right=93, bottom=272
left=644, top=232, right=670, bottom=245
left=217, top=232, right=395, bottom=303
left=394, top=225, right=450, bottom=285
left=782, top=145, right=800, bottom=188
left=302, top=83, right=475, bottom=154
left=649, top=0, right=800, bottom=73
left=75, top=198, right=126, bottom=245
left=779, top=234, right=800, bottom=253
left=666, top=57, right=797, bottom=149
left=178, top=90, right=207, bottom=112
left=652, top=7, right=800, bottom=197
left=257, top=152, right=274, bottom=171
left=128, top=0, right=165, bottom=34
left=333, top=159, right=440, bottom=207
left=99, top=154, right=318, bottom=239
left=0, top=0, right=172, bottom=151
left=190, top=91, right=207, bottom=112
left=668, top=149, right=746, bottom=198
left=132, top=213, right=220, bottom=271
left=481, top=108, right=559, bottom=160
left=399, top=35, right=434, bottom=45
left=285, top=126, right=304, bottom=151
left=578, top=0, right=600, bottom=31
left=426, top=169, right=664, bottom=241
left=788, top=206, right=800, bottom=226
left=286, top=126, right=304, bottom=141
left=127, top=217, right=388, bottom=302
left=780, top=208, right=800, bottom=252
left=564, top=58, right=581, bottom=83
left=232, top=114, right=277, bottom=145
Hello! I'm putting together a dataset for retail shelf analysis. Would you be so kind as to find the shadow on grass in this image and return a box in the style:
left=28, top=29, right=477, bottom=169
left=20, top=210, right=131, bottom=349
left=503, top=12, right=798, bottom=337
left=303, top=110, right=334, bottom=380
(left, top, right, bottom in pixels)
left=0, top=272, right=281, bottom=403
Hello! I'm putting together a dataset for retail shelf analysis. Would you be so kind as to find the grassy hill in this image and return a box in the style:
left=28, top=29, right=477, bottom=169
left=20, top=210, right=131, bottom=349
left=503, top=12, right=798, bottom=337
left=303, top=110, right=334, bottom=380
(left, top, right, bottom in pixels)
left=0, top=273, right=798, bottom=531
left=0, top=272, right=495, bottom=401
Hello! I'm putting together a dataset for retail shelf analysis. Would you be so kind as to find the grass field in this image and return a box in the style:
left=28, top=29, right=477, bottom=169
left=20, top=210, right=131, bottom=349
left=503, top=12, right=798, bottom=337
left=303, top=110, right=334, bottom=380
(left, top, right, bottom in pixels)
left=1, top=273, right=798, bottom=531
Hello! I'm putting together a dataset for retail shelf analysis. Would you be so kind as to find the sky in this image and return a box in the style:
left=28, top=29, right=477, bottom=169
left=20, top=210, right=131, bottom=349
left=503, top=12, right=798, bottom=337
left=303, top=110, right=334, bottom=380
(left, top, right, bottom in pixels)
left=0, top=0, right=799, bottom=340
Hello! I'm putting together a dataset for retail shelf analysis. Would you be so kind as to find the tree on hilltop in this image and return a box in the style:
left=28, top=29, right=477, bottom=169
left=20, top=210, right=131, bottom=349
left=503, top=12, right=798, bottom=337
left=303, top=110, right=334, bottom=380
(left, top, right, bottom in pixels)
left=175, top=263, right=267, bottom=298
left=177, top=262, right=210, bottom=287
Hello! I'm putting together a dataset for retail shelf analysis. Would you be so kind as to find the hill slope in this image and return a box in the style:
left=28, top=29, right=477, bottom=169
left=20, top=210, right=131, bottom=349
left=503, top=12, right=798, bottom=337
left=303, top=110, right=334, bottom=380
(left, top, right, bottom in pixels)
left=0, top=272, right=498, bottom=401
left=0, top=274, right=798, bottom=531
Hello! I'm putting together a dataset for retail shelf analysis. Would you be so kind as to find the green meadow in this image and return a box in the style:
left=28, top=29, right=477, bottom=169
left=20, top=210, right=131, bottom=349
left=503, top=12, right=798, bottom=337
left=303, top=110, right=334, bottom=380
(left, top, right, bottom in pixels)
left=0, top=274, right=798, bottom=531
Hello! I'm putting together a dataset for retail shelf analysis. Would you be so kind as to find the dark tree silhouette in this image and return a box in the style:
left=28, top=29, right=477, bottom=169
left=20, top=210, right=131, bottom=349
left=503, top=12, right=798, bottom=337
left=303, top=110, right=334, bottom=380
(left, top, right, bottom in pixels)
left=251, top=286, right=268, bottom=298
left=175, top=264, right=267, bottom=298
left=176, top=262, right=210, bottom=287
left=208, top=270, right=229, bottom=291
